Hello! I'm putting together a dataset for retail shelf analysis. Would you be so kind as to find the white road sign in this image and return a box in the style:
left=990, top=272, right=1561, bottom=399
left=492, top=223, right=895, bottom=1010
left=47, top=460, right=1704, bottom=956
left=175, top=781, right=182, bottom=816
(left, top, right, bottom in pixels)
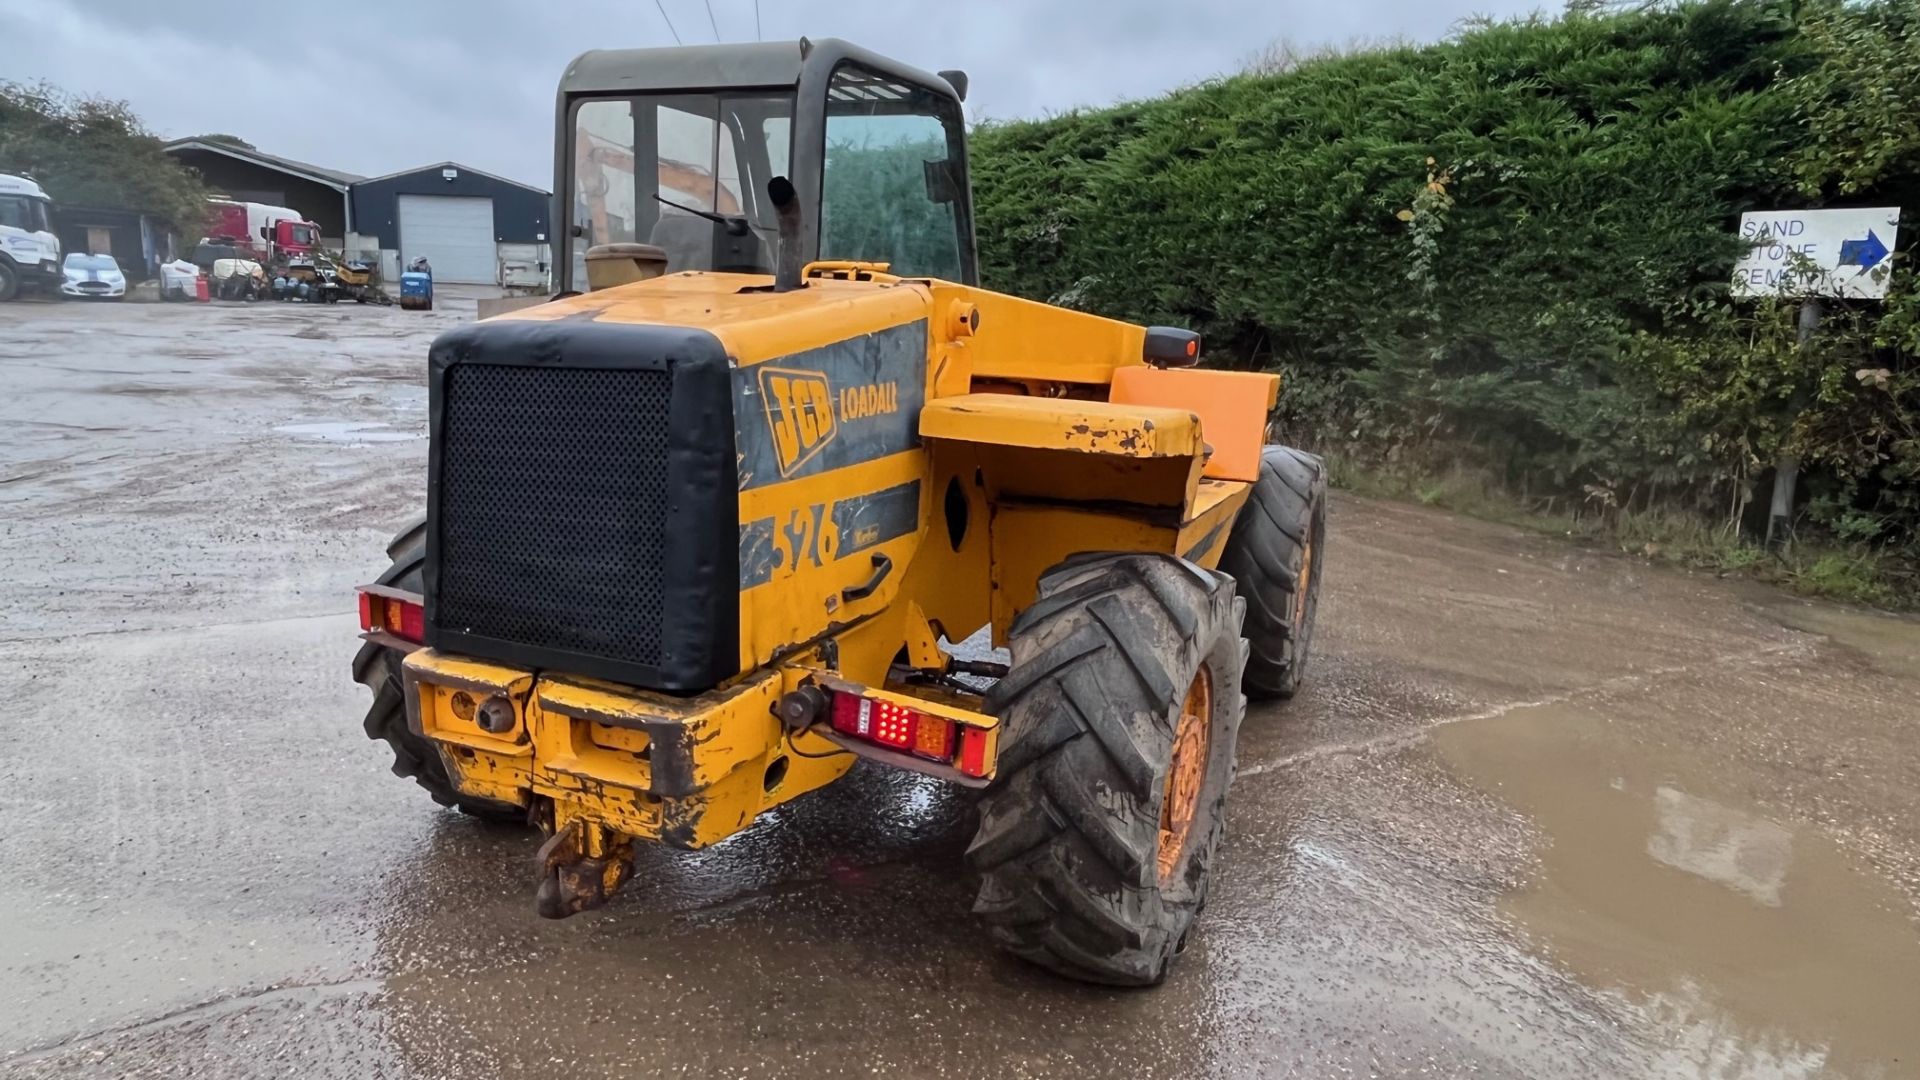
left=1731, top=207, right=1901, bottom=300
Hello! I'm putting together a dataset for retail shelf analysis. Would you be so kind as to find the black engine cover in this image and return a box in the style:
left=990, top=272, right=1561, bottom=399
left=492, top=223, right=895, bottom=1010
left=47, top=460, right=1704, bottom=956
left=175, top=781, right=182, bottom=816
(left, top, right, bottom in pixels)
left=425, top=316, right=739, bottom=692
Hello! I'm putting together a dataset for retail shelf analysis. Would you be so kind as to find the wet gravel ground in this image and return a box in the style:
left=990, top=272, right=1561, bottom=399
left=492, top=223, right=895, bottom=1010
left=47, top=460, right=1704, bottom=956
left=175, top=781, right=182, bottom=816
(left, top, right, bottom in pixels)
left=3, top=296, right=1918, bottom=1079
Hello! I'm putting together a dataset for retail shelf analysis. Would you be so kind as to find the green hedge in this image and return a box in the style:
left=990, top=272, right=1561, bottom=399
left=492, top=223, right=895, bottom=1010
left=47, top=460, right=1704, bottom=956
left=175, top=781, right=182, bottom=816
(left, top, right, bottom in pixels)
left=970, top=0, right=1920, bottom=548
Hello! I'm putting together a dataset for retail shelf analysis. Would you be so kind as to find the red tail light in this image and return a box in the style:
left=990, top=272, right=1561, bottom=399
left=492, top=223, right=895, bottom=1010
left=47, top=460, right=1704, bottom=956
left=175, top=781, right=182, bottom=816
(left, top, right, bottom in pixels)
left=830, top=692, right=956, bottom=763
left=958, top=726, right=994, bottom=779
left=357, top=588, right=425, bottom=644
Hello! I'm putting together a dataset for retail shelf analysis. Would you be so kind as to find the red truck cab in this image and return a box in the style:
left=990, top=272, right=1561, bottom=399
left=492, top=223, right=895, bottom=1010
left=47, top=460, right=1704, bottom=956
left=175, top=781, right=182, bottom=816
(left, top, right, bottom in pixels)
left=203, top=199, right=321, bottom=261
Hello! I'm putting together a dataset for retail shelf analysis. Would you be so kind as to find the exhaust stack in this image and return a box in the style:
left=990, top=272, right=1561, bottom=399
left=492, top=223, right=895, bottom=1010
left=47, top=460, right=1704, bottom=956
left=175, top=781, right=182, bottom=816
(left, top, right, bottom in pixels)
left=768, top=176, right=804, bottom=293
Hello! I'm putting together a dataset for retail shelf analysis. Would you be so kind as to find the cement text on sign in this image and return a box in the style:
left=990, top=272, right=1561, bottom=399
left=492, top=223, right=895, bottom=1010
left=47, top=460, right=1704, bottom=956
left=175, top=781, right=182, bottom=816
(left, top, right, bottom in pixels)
left=1731, top=207, right=1901, bottom=300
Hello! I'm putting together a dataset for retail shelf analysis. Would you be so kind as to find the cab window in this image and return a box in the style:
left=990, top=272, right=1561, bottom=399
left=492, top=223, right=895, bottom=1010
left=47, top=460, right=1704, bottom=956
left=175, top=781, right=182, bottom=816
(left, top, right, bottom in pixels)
left=0, top=194, right=51, bottom=232
left=569, top=92, right=794, bottom=285
left=820, top=65, right=965, bottom=281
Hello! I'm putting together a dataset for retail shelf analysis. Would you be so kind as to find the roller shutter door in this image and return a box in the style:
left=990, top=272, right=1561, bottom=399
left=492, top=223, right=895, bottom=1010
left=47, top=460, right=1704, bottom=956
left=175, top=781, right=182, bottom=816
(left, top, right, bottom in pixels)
left=397, top=195, right=496, bottom=284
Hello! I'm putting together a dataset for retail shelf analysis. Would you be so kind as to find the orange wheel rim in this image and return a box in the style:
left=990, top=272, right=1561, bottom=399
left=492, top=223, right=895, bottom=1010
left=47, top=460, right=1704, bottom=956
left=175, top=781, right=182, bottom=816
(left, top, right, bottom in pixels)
left=1294, top=532, right=1315, bottom=634
left=1157, top=667, right=1213, bottom=887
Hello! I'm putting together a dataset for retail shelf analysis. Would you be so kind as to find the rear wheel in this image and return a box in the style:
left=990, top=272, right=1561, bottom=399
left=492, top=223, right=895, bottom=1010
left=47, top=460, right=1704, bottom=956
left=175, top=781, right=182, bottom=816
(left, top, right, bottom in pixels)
left=352, top=517, right=523, bottom=822
left=968, top=553, right=1246, bottom=986
left=1219, top=446, right=1327, bottom=699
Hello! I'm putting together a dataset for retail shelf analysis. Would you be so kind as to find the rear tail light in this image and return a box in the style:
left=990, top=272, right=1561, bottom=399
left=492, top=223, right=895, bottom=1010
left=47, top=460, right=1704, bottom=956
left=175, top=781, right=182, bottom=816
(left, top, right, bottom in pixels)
left=357, top=588, right=425, bottom=644
left=912, top=713, right=956, bottom=760
left=958, top=726, right=994, bottom=779
left=830, top=692, right=957, bottom=763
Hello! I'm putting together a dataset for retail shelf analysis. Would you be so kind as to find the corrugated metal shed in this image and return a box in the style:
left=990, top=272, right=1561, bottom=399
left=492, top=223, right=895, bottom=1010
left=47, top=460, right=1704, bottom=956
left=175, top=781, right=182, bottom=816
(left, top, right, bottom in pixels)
left=349, top=163, right=550, bottom=284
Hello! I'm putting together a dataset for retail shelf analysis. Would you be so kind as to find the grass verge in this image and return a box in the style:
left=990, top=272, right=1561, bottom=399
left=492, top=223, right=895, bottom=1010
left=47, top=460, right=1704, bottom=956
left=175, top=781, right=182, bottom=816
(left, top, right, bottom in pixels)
left=1328, top=459, right=1918, bottom=610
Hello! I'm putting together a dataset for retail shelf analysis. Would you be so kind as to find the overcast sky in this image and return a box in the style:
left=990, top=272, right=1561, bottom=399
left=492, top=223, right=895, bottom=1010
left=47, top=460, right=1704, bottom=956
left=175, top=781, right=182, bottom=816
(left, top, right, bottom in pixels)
left=2, top=0, right=1548, bottom=189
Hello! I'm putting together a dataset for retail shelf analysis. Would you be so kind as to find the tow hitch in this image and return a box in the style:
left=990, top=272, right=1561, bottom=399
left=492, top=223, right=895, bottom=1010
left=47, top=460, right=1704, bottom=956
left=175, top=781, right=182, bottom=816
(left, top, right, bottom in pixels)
left=533, top=817, right=634, bottom=919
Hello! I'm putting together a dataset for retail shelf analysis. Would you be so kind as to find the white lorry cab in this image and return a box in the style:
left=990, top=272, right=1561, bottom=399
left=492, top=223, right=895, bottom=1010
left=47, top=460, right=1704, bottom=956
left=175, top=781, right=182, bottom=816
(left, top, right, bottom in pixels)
left=0, top=173, right=61, bottom=301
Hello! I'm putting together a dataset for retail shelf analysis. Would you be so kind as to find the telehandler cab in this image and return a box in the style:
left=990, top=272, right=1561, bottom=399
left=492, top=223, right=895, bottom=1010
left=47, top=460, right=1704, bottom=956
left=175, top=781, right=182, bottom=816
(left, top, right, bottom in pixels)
left=353, top=38, right=1327, bottom=986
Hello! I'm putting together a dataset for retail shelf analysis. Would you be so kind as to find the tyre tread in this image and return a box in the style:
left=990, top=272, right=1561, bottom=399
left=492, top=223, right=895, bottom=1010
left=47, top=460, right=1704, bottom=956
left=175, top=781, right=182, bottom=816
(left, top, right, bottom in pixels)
left=968, top=552, right=1244, bottom=986
left=1218, top=446, right=1327, bottom=700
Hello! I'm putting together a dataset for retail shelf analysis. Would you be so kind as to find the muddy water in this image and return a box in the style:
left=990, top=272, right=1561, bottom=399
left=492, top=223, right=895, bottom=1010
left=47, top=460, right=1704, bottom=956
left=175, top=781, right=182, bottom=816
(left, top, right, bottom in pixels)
left=1772, top=603, right=1920, bottom=675
left=1435, top=698, right=1920, bottom=1078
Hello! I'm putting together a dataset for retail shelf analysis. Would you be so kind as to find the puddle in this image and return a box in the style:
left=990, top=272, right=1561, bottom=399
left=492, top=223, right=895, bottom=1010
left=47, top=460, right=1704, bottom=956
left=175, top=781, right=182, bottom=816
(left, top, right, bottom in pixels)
left=1434, top=702, right=1920, bottom=1078
left=274, top=421, right=420, bottom=444
left=1769, top=604, right=1920, bottom=675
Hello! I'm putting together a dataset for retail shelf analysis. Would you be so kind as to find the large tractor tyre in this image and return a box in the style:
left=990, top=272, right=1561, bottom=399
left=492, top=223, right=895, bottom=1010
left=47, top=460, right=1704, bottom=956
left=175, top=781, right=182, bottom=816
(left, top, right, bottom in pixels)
left=351, top=517, right=523, bottom=823
left=968, top=553, right=1248, bottom=986
left=1218, top=445, right=1328, bottom=700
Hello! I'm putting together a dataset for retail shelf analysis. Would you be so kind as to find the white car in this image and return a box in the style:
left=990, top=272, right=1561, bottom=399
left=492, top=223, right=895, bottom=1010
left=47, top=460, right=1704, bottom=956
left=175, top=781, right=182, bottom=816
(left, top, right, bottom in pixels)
left=61, top=252, right=127, bottom=300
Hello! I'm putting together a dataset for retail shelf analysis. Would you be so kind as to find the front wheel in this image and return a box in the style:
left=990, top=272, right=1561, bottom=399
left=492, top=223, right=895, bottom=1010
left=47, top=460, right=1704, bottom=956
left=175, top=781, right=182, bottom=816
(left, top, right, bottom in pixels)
left=0, top=262, right=18, bottom=302
left=968, top=553, right=1246, bottom=986
left=1218, top=446, right=1327, bottom=699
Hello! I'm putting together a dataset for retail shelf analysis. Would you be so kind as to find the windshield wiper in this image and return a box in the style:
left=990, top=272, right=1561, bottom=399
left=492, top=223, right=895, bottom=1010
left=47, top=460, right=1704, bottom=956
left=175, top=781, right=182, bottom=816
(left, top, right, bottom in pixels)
left=654, top=194, right=751, bottom=237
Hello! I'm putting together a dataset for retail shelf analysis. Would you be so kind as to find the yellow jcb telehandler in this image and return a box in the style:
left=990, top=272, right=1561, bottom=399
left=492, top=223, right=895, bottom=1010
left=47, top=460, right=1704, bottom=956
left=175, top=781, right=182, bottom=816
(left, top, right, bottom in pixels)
left=353, top=38, right=1326, bottom=986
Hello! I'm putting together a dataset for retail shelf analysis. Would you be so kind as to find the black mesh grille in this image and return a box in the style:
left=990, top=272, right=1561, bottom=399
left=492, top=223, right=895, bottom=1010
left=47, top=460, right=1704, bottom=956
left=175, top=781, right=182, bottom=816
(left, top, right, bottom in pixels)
left=436, top=364, right=673, bottom=667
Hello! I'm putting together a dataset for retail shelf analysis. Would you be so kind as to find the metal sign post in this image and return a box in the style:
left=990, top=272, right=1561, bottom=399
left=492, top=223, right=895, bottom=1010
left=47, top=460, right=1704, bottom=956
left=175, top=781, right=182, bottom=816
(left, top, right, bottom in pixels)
left=1764, top=299, right=1820, bottom=549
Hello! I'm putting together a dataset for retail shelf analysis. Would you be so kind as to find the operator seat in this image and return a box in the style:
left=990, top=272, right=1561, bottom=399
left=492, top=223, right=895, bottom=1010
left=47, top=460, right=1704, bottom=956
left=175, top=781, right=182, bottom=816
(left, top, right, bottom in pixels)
left=648, top=212, right=711, bottom=273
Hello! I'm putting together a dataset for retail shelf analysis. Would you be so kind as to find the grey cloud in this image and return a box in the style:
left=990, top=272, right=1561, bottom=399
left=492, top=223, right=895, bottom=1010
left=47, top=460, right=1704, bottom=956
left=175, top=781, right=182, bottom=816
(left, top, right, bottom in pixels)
left=0, top=0, right=1546, bottom=189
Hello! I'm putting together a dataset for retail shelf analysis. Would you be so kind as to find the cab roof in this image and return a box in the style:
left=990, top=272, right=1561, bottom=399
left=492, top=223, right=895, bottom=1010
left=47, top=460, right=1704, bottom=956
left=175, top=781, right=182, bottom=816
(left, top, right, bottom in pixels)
left=0, top=173, right=50, bottom=199
left=558, top=37, right=959, bottom=102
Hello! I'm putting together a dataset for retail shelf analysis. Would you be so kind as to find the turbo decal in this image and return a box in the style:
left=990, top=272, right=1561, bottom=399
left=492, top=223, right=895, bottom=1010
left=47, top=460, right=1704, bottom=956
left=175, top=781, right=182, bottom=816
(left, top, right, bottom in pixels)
left=739, top=482, right=923, bottom=588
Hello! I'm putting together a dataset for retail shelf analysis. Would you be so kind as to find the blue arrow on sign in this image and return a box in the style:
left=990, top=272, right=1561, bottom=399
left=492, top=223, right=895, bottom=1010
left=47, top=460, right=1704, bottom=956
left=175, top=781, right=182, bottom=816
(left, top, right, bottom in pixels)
left=1839, top=229, right=1890, bottom=270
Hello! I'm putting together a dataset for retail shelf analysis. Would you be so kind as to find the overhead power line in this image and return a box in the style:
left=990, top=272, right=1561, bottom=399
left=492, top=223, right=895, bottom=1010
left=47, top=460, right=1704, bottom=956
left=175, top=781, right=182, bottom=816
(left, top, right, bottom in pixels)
left=754, top=0, right=762, bottom=41
left=704, top=0, right=721, bottom=42
left=652, top=0, right=682, bottom=44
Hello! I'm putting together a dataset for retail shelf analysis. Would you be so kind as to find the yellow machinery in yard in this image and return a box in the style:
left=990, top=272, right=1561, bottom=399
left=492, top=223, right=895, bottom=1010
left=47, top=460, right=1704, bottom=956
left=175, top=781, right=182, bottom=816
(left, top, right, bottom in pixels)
left=283, top=253, right=385, bottom=304
left=352, top=39, right=1326, bottom=986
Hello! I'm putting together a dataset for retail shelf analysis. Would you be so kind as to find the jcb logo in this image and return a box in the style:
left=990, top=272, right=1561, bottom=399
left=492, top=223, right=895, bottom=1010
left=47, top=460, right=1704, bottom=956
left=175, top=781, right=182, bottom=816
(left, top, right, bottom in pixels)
left=759, top=367, right=836, bottom=476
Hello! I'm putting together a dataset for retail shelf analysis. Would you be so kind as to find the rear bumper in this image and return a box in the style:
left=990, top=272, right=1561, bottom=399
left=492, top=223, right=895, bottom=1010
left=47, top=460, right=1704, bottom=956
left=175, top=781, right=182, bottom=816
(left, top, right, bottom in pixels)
left=401, top=649, right=856, bottom=848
